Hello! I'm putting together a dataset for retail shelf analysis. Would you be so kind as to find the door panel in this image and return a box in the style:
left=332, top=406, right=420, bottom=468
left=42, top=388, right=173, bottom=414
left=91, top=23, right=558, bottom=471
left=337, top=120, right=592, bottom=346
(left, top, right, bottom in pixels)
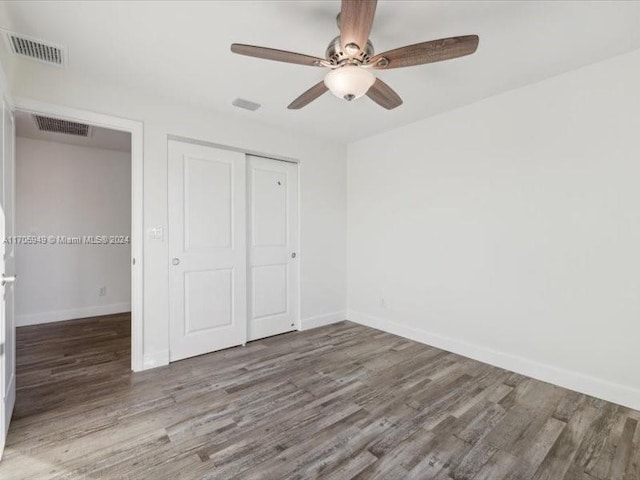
left=185, top=269, right=233, bottom=332
left=252, top=264, right=287, bottom=318
left=168, top=140, right=246, bottom=362
left=252, top=169, right=287, bottom=246
left=247, top=156, right=298, bottom=341
left=185, top=157, right=232, bottom=249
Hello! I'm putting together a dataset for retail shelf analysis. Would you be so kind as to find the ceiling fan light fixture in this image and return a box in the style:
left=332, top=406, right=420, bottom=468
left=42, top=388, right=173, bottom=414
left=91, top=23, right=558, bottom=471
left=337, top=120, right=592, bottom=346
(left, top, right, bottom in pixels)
left=324, top=65, right=375, bottom=101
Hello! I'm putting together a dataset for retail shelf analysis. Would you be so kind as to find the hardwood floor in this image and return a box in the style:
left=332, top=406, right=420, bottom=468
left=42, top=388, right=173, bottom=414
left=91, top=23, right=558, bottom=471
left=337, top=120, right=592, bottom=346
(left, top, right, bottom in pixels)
left=10, top=313, right=131, bottom=420
left=1, top=315, right=638, bottom=479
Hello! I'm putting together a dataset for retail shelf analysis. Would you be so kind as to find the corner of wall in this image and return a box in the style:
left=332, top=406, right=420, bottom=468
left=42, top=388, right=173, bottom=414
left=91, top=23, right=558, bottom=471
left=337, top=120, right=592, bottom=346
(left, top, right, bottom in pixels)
left=0, top=58, right=12, bottom=106
left=0, top=24, right=15, bottom=105
left=301, top=311, right=346, bottom=331
left=347, top=309, right=640, bottom=412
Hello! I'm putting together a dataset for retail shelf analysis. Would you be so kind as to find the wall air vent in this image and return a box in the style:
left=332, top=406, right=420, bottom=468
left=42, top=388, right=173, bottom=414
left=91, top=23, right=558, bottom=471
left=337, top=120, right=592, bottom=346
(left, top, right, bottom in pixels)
left=33, top=115, right=92, bottom=137
left=2, top=29, right=66, bottom=66
left=232, top=98, right=261, bottom=111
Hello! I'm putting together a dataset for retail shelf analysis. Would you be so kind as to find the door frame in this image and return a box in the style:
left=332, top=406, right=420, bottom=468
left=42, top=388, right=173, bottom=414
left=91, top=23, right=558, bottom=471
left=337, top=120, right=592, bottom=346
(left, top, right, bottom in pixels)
left=166, top=135, right=302, bottom=339
left=13, top=97, right=145, bottom=372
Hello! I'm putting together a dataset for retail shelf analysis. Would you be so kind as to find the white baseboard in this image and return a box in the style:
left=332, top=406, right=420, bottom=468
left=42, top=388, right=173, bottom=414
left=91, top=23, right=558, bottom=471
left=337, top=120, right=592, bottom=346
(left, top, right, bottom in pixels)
left=142, top=312, right=346, bottom=372
left=347, top=310, right=640, bottom=412
left=16, top=303, right=132, bottom=327
left=301, top=310, right=346, bottom=330
left=143, top=350, right=170, bottom=370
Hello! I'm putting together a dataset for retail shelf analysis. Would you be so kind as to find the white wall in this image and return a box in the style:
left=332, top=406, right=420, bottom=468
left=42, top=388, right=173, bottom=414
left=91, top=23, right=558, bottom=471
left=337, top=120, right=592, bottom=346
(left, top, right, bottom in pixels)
left=0, top=3, right=17, bottom=96
left=15, top=137, right=131, bottom=326
left=348, top=49, right=640, bottom=410
left=11, top=63, right=347, bottom=368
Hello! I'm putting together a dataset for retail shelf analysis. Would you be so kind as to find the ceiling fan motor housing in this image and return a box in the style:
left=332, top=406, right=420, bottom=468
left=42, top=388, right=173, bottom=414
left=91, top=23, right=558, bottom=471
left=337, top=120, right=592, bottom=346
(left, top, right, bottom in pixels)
left=325, top=36, right=374, bottom=66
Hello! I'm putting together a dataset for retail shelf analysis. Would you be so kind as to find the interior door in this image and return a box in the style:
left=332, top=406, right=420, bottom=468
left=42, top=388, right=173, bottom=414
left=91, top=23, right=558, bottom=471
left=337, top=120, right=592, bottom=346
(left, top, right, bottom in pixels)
left=247, top=156, right=298, bottom=341
left=168, top=140, right=246, bottom=362
left=0, top=97, right=15, bottom=457
left=0, top=205, right=6, bottom=458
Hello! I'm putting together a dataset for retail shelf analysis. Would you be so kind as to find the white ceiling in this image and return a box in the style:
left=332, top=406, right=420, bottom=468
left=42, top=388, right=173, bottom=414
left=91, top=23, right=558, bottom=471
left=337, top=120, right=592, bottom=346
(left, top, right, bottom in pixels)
left=3, top=1, right=640, bottom=142
left=15, top=110, right=131, bottom=152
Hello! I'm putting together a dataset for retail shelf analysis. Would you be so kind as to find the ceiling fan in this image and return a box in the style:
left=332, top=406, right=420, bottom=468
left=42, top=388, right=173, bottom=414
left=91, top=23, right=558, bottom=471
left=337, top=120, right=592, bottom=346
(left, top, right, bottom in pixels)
left=230, top=0, right=479, bottom=110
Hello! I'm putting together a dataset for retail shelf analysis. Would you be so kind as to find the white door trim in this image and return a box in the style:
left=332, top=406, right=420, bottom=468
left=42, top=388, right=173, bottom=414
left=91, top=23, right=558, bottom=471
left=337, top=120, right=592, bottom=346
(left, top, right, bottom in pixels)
left=167, top=134, right=299, bottom=165
left=13, top=96, right=145, bottom=372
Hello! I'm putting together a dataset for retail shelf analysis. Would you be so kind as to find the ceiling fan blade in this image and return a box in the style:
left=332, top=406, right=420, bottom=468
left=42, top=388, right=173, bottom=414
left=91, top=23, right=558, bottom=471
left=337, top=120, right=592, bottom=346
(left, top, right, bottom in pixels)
left=370, top=35, right=479, bottom=69
left=340, top=0, right=377, bottom=55
left=288, top=82, right=329, bottom=109
left=231, top=44, right=327, bottom=67
left=366, top=78, right=402, bottom=110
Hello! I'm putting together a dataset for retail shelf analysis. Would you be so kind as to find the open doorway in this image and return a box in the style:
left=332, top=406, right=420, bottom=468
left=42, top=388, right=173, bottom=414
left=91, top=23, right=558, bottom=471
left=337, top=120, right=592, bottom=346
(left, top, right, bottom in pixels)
left=9, top=106, right=141, bottom=419
left=0, top=99, right=143, bottom=456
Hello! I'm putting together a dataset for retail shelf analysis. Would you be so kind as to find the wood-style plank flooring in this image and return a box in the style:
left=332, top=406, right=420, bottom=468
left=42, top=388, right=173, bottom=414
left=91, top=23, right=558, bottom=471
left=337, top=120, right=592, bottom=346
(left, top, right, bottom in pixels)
left=1, top=314, right=639, bottom=479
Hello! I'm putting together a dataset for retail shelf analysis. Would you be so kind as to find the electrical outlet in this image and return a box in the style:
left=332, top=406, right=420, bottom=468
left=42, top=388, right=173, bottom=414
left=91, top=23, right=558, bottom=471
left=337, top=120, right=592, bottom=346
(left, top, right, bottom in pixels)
left=99, top=286, right=107, bottom=297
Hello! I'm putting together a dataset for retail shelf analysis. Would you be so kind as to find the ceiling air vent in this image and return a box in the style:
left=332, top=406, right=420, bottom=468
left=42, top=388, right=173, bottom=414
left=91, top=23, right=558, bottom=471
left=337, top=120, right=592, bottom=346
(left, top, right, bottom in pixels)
left=232, top=98, right=261, bottom=111
left=2, top=30, right=66, bottom=66
left=33, top=115, right=92, bottom=137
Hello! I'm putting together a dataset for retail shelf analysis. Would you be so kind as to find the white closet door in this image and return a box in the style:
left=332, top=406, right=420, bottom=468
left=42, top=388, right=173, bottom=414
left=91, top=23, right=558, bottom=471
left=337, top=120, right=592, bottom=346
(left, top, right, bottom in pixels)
left=168, top=140, right=246, bottom=362
left=247, top=156, right=298, bottom=341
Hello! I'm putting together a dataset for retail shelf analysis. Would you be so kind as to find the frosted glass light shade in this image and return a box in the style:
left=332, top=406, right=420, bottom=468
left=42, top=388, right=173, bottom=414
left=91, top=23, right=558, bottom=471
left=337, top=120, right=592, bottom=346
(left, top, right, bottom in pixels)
left=324, top=65, right=376, bottom=101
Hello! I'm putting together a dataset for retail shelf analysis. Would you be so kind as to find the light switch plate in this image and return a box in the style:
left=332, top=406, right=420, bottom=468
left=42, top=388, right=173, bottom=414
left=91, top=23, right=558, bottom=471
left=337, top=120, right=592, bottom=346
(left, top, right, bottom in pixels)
left=149, top=227, right=164, bottom=241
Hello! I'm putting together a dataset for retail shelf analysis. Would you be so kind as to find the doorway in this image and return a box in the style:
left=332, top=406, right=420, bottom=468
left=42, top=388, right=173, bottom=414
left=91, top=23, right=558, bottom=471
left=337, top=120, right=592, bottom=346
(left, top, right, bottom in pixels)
left=13, top=98, right=143, bottom=373
left=0, top=99, right=143, bottom=458
left=14, top=111, right=132, bottom=324
left=12, top=110, right=132, bottom=416
left=168, top=140, right=299, bottom=362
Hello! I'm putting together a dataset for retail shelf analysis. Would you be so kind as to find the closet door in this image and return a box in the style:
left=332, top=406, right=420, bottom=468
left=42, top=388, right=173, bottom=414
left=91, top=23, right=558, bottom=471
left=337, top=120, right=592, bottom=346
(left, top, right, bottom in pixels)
left=168, top=140, right=246, bottom=361
left=247, top=156, right=298, bottom=341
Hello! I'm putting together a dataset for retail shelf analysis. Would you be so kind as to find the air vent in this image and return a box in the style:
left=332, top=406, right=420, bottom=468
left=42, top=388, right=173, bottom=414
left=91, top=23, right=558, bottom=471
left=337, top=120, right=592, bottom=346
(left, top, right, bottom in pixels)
left=232, top=98, right=261, bottom=111
left=33, top=115, right=91, bottom=137
left=2, top=30, right=66, bottom=66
